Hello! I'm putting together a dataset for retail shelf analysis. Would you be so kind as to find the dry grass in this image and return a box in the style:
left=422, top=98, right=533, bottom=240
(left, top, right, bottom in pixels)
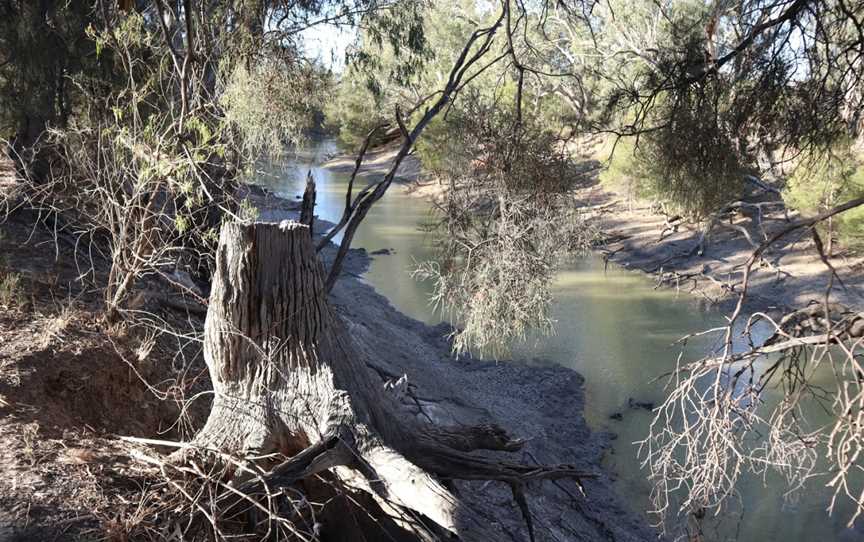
left=0, top=271, right=24, bottom=309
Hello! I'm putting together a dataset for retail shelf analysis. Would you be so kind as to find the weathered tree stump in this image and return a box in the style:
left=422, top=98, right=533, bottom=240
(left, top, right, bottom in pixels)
left=187, top=221, right=593, bottom=540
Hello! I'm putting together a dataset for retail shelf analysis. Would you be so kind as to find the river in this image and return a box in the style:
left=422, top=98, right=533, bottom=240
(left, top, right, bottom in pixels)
left=257, top=139, right=860, bottom=541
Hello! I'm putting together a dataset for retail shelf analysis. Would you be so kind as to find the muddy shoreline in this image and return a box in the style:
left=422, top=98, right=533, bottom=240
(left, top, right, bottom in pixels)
left=246, top=183, right=657, bottom=541
left=0, top=170, right=656, bottom=541
left=585, top=185, right=864, bottom=315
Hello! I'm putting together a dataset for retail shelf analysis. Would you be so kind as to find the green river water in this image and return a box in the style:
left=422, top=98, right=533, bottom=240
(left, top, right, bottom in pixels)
left=258, top=140, right=861, bottom=541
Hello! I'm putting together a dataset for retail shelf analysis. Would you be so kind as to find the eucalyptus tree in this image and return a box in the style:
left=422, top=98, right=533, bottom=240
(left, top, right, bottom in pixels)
left=1, top=1, right=627, bottom=540
left=337, top=0, right=864, bottom=535
left=549, top=0, right=864, bottom=533
left=1, top=0, right=412, bottom=316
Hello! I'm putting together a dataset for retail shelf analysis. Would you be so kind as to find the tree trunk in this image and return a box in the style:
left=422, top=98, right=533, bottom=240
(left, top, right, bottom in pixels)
left=187, top=220, right=593, bottom=540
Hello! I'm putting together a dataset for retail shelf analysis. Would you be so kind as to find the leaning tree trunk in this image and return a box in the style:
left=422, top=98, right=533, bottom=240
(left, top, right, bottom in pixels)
left=187, top=221, right=592, bottom=541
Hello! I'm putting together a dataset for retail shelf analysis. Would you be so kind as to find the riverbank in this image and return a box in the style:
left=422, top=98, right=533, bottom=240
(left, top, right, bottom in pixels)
left=246, top=183, right=658, bottom=541
left=314, top=142, right=864, bottom=541
left=583, top=184, right=864, bottom=313
left=324, top=142, right=864, bottom=315
left=321, top=140, right=450, bottom=201
left=322, top=140, right=423, bottom=183
left=0, top=164, right=656, bottom=540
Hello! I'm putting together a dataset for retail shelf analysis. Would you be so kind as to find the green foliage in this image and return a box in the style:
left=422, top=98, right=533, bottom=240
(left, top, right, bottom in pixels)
left=416, top=106, right=596, bottom=357
left=0, top=1, right=100, bottom=144
left=35, top=7, right=245, bottom=311
left=598, top=58, right=747, bottom=216
left=413, top=113, right=473, bottom=178
left=237, top=197, right=261, bottom=224
left=785, top=144, right=864, bottom=247
left=323, top=0, right=440, bottom=146
left=348, top=0, right=430, bottom=86
left=323, top=75, right=389, bottom=147
left=328, top=0, right=575, bottom=147
left=639, top=112, right=744, bottom=218
left=220, top=58, right=327, bottom=157
left=587, top=1, right=786, bottom=217
left=600, top=121, right=744, bottom=219
left=598, top=138, right=656, bottom=201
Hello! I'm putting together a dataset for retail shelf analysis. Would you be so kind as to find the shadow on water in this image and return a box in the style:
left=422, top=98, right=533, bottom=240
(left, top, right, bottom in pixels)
left=257, top=139, right=863, bottom=542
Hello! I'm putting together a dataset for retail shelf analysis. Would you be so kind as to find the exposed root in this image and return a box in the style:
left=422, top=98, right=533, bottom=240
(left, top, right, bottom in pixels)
left=127, top=221, right=597, bottom=541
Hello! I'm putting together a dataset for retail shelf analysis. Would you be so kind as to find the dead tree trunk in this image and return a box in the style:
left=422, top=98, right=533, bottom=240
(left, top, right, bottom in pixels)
left=187, top=220, right=593, bottom=540
left=299, top=171, right=316, bottom=235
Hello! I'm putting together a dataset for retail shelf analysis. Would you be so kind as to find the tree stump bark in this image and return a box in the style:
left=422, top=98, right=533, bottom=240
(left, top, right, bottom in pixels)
left=186, top=221, right=593, bottom=540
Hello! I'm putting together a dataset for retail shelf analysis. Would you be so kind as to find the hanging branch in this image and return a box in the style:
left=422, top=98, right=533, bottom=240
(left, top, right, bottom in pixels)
left=642, top=192, right=864, bottom=531
left=321, top=5, right=509, bottom=292
left=315, top=123, right=387, bottom=252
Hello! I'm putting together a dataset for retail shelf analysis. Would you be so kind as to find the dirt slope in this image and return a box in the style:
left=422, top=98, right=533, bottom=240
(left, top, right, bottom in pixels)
left=0, top=172, right=656, bottom=540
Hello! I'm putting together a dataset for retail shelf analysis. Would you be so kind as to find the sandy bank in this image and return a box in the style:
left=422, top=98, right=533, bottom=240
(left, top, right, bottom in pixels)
left=580, top=184, right=864, bottom=314
left=322, top=140, right=422, bottom=182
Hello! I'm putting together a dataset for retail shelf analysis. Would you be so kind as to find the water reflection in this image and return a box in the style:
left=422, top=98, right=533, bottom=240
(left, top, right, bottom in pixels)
left=258, top=140, right=861, bottom=542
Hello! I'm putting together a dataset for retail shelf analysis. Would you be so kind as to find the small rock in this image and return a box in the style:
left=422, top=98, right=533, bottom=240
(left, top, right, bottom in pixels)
left=609, top=412, right=623, bottom=421
left=370, top=248, right=394, bottom=255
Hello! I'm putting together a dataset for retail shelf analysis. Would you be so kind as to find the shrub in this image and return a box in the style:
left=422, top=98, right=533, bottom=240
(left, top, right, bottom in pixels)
left=784, top=143, right=864, bottom=249
left=598, top=138, right=657, bottom=201
left=416, top=107, right=597, bottom=356
left=220, top=57, right=326, bottom=158
left=597, top=63, right=747, bottom=221
left=323, top=75, right=390, bottom=147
